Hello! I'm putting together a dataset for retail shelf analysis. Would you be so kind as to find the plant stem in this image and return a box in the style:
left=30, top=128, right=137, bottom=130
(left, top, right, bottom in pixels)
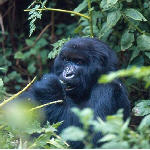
left=24, top=8, right=90, bottom=20
left=29, top=100, right=63, bottom=112
left=0, top=77, right=36, bottom=108
left=87, top=0, right=94, bottom=37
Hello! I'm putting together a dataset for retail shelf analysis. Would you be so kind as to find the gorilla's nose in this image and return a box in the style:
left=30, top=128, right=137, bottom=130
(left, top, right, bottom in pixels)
left=63, top=66, right=75, bottom=79
left=63, top=70, right=75, bottom=79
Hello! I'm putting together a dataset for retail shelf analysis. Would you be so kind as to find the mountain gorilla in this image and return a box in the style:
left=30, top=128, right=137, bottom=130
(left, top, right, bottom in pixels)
left=20, top=37, right=130, bottom=148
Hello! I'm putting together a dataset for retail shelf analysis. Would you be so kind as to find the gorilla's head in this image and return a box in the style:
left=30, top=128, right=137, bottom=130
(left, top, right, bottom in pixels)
left=54, top=37, right=118, bottom=99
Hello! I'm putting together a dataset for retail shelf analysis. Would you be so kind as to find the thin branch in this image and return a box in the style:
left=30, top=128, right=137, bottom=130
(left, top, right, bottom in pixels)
left=24, top=8, right=90, bottom=20
left=87, top=0, right=94, bottom=37
left=0, top=77, right=36, bottom=108
left=29, top=100, right=63, bottom=112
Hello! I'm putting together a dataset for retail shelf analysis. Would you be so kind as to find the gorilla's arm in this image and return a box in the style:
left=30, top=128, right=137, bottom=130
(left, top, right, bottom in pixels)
left=91, top=81, right=130, bottom=121
left=113, top=81, right=130, bottom=120
left=21, top=74, right=65, bottom=104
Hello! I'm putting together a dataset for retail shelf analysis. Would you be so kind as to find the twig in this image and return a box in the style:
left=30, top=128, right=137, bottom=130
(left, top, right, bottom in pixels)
left=87, top=0, right=94, bottom=37
left=29, top=100, right=63, bottom=112
left=0, top=77, right=36, bottom=108
left=24, top=8, right=89, bottom=20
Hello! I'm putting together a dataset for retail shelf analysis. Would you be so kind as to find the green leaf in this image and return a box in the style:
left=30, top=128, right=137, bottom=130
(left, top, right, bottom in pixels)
left=99, top=23, right=112, bottom=38
left=33, top=133, right=52, bottom=148
left=61, top=126, right=86, bottom=141
left=100, top=11, right=121, bottom=37
left=48, top=38, right=70, bottom=59
left=8, top=71, right=21, bottom=80
left=25, top=39, right=34, bottom=46
left=0, top=78, right=3, bottom=87
left=25, top=121, right=42, bottom=134
left=99, top=66, right=150, bottom=83
left=133, top=100, right=150, bottom=116
left=49, top=138, right=65, bottom=149
left=121, top=30, right=134, bottom=50
left=107, top=11, right=121, bottom=27
left=125, top=8, right=147, bottom=21
left=100, top=134, right=116, bottom=142
left=100, top=0, right=119, bottom=10
left=27, top=62, right=36, bottom=74
left=36, top=38, right=48, bottom=48
left=137, top=35, right=150, bottom=51
left=101, top=141, right=129, bottom=149
left=129, top=55, right=144, bottom=67
left=107, top=0, right=118, bottom=5
left=145, top=52, right=150, bottom=59
left=14, top=51, right=24, bottom=59
left=129, top=48, right=140, bottom=63
left=73, top=0, right=87, bottom=13
left=139, top=114, right=150, bottom=129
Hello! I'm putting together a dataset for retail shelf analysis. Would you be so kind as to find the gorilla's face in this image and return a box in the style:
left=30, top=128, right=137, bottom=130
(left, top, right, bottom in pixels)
left=53, top=38, right=118, bottom=98
left=54, top=49, right=91, bottom=97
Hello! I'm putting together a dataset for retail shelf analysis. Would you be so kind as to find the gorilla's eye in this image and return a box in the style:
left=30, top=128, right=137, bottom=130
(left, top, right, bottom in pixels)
left=73, top=58, right=84, bottom=65
left=60, top=54, right=69, bottom=61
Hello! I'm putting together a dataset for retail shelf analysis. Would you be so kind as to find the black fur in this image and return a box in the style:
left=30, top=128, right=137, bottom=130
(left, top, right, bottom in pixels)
left=20, top=37, right=130, bottom=148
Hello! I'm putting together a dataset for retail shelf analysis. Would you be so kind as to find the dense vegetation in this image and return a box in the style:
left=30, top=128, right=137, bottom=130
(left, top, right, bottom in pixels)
left=0, top=0, right=150, bottom=148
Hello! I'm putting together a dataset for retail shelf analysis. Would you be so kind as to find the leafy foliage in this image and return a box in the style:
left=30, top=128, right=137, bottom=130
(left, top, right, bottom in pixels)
left=0, top=0, right=150, bottom=149
left=48, top=38, right=70, bottom=59
left=0, top=101, right=68, bottom=149
left=61, top=108, right=150, bottom=149
left=99, top=66, right=150, bottom=87
left=133, top=100, right=150, bottom=116
left=27, top=0, right=48, bottom=36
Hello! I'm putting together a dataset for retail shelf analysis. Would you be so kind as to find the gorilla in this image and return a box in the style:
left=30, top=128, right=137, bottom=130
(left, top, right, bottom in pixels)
left=20, top=37, right=130, bottom=148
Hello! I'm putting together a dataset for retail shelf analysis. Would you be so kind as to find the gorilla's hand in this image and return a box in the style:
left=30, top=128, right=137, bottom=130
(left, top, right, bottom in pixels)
left=32, top=74, right=65, bottom=103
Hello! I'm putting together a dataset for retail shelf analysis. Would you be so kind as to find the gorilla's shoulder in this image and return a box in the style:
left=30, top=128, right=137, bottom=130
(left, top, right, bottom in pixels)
left=92, top=79, right=127, bottom=94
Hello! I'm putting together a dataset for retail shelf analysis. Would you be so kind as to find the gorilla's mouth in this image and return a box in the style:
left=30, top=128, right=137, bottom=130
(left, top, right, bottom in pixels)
left=60, top=80, right=76, bottom=91
left=65, top=85, right=76, bottom=91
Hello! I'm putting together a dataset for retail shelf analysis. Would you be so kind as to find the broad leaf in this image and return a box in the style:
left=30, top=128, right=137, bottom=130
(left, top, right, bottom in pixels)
left=14, top=51, right=24, bottom=59
left=129, top=48, right=140, bottom=63
left=74, top=0, right=87, bottom=13
left=0, top=78, right=3, bottom=87
left=61, top=126, right=86, bottom=141
left=121, top=30, right=134, bottom=50
left=145, top=52, right=150, bottom=59
left=100, top=0, right=118, bottom=10
left=125, top=8, right=147, bottom=21
left=133, top=100, right=150, bottom=116
left=137, top=35, right=150, bottom=51
left=139, top=114, right=150, bottom=129
left=27, top=62, right=36, bottom=74
left=107, top=0, right=118, bottom=5
left=107, top=11, right=121, bottom=27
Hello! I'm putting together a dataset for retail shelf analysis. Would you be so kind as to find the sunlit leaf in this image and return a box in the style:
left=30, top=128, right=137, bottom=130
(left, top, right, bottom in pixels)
left=121, top=30, right=134, bottom=50
left=73, top=0, right=87, bottom=13
left=139, top=114, right=150, bottom=129
left=133, top=100, right=150, bottom=116
left=125, top=8, right=147, bottom=21
left=61, top=126, right=86, bottom=141
left=137, top=35, right=150, bottom=51
left=0, top=78, right=4, bottom=87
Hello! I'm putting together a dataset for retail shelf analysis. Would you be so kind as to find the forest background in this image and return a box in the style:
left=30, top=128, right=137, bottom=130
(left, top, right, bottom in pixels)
left=0, top=0, right=150, bottom=148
